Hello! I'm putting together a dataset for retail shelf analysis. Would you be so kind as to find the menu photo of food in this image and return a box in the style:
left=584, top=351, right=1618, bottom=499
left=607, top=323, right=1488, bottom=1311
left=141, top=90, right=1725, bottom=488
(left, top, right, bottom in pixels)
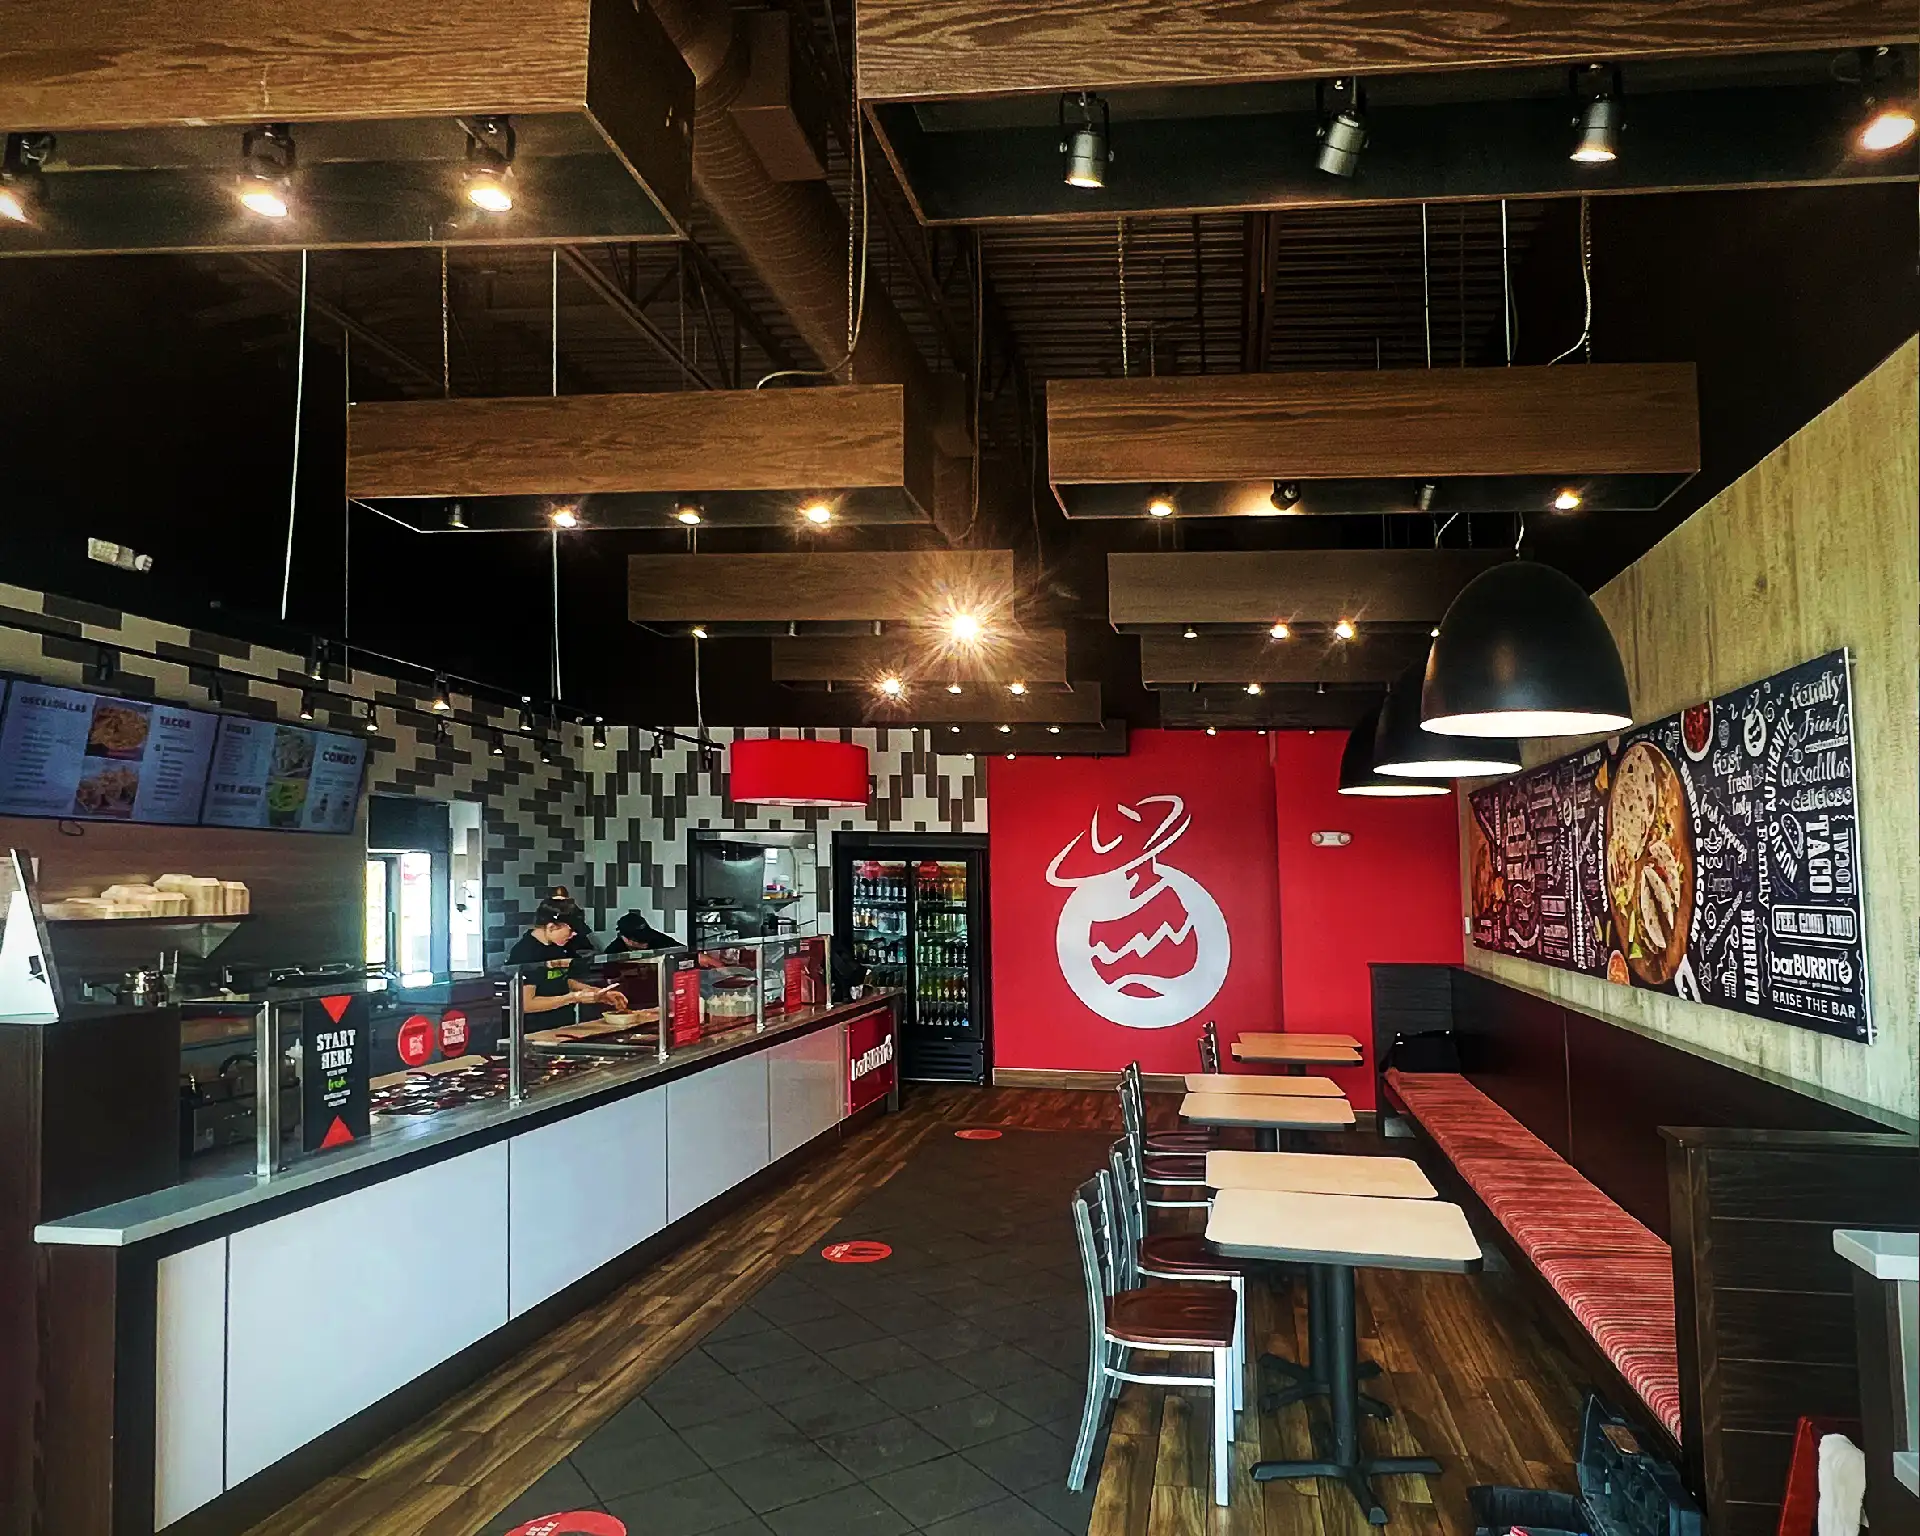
left=1604, top=740, right=1695, bottom=987
left=265, top=727, right=315, bottom=829
left=72, top=700, right=154, bottom=819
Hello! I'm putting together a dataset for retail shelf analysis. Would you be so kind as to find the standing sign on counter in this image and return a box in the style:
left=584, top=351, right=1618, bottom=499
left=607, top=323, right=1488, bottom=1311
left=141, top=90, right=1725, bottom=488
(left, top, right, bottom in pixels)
left=1468, top=649, right=1871, bottom=1042
left=201, top=716, right=368, bottom=833
left=0, top=682, right=218, bottom=824
left=303, top=994, right=370, bottom=1150
left=846, top=1005, right=896, bottom=1114
left=668, top=954, right=703, bottom=1045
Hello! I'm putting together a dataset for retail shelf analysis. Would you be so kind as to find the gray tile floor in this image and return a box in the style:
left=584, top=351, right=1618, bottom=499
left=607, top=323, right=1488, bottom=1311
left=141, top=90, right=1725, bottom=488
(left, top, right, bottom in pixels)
left=483, top=1129, right=1112, bottom=1536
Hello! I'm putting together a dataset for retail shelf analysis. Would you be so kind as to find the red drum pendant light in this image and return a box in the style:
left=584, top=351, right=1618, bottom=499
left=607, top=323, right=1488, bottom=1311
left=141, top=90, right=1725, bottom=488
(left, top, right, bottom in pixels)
left=727, top=738, right=871, bottom=808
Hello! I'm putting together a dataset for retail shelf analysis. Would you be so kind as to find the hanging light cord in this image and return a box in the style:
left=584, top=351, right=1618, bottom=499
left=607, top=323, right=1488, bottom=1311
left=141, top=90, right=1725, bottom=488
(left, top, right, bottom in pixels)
left=1420, top=202, right=1432, bottom=368
left=757, top=85, right=870, bottom=387
left=440, top=247, right=451, bottom=396
left=1548, top=196, right=1593, bottom=365
left=1514, top=511, right=1528, bottom=556
left=550, top=248, right=559, bottom=396
left=692, top=632, right=706, bottom=739
left=278, top=248, right=309, bottom=623
left=1500, top=198, right=1516, bottom=364
left=341, top=327, right=351, bottom=645
left=1117, top=216, right=1130, bottom=377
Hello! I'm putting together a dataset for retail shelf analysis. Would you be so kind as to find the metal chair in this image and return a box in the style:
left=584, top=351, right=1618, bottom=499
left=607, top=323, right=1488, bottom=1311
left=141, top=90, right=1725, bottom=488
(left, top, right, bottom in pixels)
left=1068, top=1170, right=1238, bottom=1506
left=1118, top=1070, right=1210, bottom=1211
left=1199, top=1020, right=1222, bottom=1073
left=1121, top=1061, right=1217, bottom=1154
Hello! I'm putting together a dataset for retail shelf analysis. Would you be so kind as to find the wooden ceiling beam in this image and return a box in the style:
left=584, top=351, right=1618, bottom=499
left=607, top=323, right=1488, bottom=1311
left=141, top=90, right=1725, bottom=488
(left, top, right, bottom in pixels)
left=629, top=549, right=1016, bottom=624
left=1140, top=631, right=1429, bottom=686
left=855, top=0, right=1908, bottom=101
left=1108, top=549, right=1502, bottom=629
left=771, top=630, right=1068, bottom=685
left=869, top=683, right=1103, bottom=726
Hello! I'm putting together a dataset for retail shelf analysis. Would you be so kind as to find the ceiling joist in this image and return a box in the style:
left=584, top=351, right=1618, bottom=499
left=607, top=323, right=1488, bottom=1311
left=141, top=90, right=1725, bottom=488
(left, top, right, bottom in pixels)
left=771, top=630, right=1069, bottom=686
left=628, top=550, right=1017, bottom=625
left=1108, top=549, right=1503, bottom=631
left=1139, top=631, right=1430, bottom=686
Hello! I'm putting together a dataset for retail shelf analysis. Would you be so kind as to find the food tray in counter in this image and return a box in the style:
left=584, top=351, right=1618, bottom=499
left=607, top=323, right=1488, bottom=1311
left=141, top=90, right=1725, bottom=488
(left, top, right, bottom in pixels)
left=368, top=1052, right=603, bottom=1118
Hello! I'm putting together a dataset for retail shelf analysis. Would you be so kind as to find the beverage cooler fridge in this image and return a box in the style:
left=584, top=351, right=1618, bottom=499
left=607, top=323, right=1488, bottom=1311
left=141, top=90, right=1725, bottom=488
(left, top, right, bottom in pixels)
left=833, top=832, right=989, bottom=1085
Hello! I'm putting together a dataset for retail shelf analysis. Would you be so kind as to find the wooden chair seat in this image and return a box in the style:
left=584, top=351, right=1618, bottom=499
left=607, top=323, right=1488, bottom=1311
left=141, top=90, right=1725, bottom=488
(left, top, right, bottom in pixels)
left=1141, top=1232, right=1244, bottom=1278
left=1107, top=1284, right=1238, bottom=1348
left=1146, top=1129, right=1218, bottom=1151
left=1143, top=1151, right=1207, bottom=1179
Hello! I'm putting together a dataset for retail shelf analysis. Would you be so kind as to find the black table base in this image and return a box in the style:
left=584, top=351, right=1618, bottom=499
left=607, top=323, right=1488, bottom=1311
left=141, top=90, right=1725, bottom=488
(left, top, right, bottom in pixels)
left=1250, top=1262, right=1439, bottom=1526
left=1258, top=1267, right=1390, bottom=1417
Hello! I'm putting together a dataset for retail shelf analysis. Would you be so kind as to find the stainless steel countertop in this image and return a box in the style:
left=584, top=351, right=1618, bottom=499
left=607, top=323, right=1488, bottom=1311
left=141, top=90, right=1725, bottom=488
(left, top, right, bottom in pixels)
left=35, top=991, right=897, bottom=1250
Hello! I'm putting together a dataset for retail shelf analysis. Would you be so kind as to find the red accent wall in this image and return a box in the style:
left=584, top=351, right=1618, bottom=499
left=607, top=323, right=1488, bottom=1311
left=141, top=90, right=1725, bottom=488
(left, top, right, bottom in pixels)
left=985, top=729, right=1464, bottom=1108
left=988, top=730, right=1282, bottom=1075
left=1270, top=731, right=1464, bottom=1108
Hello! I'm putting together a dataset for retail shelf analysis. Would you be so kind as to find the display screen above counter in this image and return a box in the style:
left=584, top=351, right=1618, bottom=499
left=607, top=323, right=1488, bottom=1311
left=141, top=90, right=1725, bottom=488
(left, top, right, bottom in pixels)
left=199, top=716, right=367, bottom=833
left=0, top=677, right=219, bottom=825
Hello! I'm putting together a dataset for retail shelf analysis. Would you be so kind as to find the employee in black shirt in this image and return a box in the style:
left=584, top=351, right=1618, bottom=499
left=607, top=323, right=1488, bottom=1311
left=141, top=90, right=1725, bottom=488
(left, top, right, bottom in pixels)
left=508, top=901, right=627, bottom=1017
left=608, top=911, right=682, bottom=954
left=545, top=885, right=597, bottom=957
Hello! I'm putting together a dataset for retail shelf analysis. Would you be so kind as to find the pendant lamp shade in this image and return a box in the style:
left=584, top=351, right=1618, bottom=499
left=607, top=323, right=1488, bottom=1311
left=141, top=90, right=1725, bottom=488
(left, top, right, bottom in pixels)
left=1375, top=664, right=1522, bottom=777
left=728, top=738, right=871, bottom=807
left=1421, top=560, right=1633, bottom=737
left=1337, top=706, right=1449, bottom=797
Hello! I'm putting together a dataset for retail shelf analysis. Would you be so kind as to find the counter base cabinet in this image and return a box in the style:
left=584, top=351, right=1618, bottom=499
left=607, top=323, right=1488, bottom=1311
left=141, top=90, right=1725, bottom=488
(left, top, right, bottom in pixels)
left=154, top=1241, right=229, bottom=1530
left=509, top=1091, right=668, bottom=1318
left=769, top=1028, right=845, bottom=1161
left=225, top=1143, right=511, bottom=1489
left=667, top=1053, right=773, bottom=1223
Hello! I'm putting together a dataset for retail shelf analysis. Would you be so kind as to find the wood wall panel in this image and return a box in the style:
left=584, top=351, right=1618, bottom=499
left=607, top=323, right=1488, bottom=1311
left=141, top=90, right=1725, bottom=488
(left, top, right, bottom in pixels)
left=856, top=0, right=1909, bottom=100
left=349, top=387, right=928, bottom=508
left=1110, top=549, right=1499, bottom=628
left=1467, top=339, right=1920, bottom=1127
left=1139, top=631, right=1428, bottom=684
left=1051, top=366, right=1700, bottom=483
left=0, top=0, right=591, bottom=130
left=771, top=630, right=1067, bottom=684
left=629, top=549, right=1016, bottom=624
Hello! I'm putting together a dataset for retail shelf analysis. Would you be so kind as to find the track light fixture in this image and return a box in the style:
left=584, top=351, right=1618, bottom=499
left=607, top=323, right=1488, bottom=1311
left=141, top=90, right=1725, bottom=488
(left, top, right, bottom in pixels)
left=800, top=499, right=833, bottom=525
left=363, top=704, right=380, bottom=734
left=878, top=675, right=905, bottom=698
left=997, top=724, right=1011, bottom=734
left=517, top=698, right=535, bottom=733
left=237, top=124, right=295, bottom=218
left=88, top=644, right=118, bottom=686
left=490, top=730, right=506, bottom=757
left=431, top=675, right=452, bottom=712
left=447, top=501, right=468, bottom=530
left=539, top=740, right=556, bottom=765
left=1849, top=47, right=1917, bottom=152
left=1246, top=682, right=1263, bottom=696
left=1269, top=622, right=1291, bottom=641
left=549, top=505, right=579, bottom=529
left=690, top=625, right=708, bottom=640
left=591, top=717, right=608, bottom=750
left=675, top=502, right=703, bottom=526
left=1553, top=488, right=1583, bottom=511
left=297, top=690, right=316, bottom=721
left=1333, top=619, right=1357, bottom=641
left=1059, top=92, right=1113, bottom=189
left=460, top=115, right=516, bottom=212
left=1270, top=481, right=1301, bottom=512
left=1315, top=79, right=1367, bottom=178
left=1008, top=681, right=1027, bottom=696
left=1182, top=627, right=1199, bottom=640
left=304, top=637, right=328, bottom=681
left=1147, top=493, right=1175, bottom=518
left=0, top=133, right=53, bottom=225
left=1569, top=64, right=1623, bottom=164
left=948, top=612, right=983, bottom=643
left=947, top=683, right=963, bottom=695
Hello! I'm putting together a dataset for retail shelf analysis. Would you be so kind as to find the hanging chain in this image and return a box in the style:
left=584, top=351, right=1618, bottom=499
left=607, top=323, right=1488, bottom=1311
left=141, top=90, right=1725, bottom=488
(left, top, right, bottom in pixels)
left=1116, top=217, right=1129, bottom=377
left=1420, top=202, right=1432, bottom=368
left=440, top=246, right=450, bottom=397
left=549, top=249, right=558, bottom=396
left=1500, top=198, right=1512, bottom=364
left=1580, top=196, right=1593, bottom=361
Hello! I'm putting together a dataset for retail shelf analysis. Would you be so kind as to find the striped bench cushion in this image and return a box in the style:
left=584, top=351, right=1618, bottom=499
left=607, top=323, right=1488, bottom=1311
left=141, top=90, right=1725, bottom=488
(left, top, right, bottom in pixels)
left=1385, top=1069, right=1682, bottom=1446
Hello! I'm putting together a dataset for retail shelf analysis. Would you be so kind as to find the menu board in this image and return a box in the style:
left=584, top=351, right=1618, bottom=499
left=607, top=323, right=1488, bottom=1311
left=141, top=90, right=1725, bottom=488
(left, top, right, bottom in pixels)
left=201, top=716, right=367, bottom=834
left=1468, top=650, right=1870, bottom=1042
left=0, top=680, right=218, bottom=824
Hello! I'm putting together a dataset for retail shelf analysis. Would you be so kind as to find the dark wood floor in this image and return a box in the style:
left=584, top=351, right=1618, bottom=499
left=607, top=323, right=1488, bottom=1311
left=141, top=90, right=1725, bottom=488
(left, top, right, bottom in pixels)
left=240, top=1087, right=1592, bottom=1536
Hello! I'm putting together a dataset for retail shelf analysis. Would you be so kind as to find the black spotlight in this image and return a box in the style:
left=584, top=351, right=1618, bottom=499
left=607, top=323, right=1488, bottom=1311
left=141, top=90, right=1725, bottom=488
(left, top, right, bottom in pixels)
left=1850, top=47, right=1918, bottom=152
left=304, top=637, right=328, bottom=681
left=237, top=124, right=295, bottom=218
left=0, top=132, right=54, bottom=225
left=363, top=703, right=380, bottom=734
left=1059, top=92, right=1112, bottom=188
left=447, top=500, right=468, bottom=530
left=1270, top=480, right=1301, bottom=512
left=538, top=740, right=556, bottom=765
left=88, top=644, right=118, bottom=686
left=460, top=115, right=516, bottom=212
left=430, top=674, right=452, bottom=713
left=1338, top=704, right=1448, bottom=797
left=1422, top=561, right=1633, bottom=738
left=591, top=717, right=608, bottom=750
left=489, top=730, right=506, bottom=757
left=1315, top=78, right=1367, bottom=177
left=298, top=689, right=317, bottom=721
left=1376, top=663, right=1522, bottom=776
left=1569, top=63, right=1624, bottom=164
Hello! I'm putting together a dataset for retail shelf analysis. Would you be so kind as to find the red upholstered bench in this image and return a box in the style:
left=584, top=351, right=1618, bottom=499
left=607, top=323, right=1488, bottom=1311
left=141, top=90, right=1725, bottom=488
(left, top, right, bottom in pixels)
left=1385, top=1068, right=1682, bottom=1446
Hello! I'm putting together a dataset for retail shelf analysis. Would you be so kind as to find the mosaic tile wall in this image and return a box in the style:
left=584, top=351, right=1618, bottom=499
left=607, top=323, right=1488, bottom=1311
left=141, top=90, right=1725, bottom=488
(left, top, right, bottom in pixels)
left=0, top=582, right=591, bottom=967
left=582, top=727, right=989, bottom=941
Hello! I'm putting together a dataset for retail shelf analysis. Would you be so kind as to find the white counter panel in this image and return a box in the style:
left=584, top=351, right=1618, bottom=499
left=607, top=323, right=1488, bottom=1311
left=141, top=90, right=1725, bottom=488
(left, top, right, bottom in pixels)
left=510, top=1089, right=667, bottom=1317
left=224, top=1143, right=509, bottom=1486
left=154, top=1237, right=227, bottom=1530
left=769, top=1025, right=845, bottom=1161
left=667, top=1052, right=770, bottom=1222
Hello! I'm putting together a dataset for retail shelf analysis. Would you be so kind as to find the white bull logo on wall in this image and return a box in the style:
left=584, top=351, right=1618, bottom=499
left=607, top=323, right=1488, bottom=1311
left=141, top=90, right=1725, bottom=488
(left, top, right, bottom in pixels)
left=1046, top=794, right=1231, bottom=1029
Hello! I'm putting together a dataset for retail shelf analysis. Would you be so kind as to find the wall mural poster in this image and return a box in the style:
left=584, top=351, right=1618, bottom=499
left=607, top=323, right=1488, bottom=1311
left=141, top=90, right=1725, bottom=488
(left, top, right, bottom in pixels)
left=1468, top=650, right=1870, bottom=1042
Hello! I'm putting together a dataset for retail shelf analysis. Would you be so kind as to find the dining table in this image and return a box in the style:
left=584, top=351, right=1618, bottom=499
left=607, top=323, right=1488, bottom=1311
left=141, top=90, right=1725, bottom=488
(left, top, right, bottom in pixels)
left=1230, top=1031, right=1365, bottom=1073
left=1207, top=1188, right=1482, bottom=1526
left=1183, top=1072, right=1345, bottom=1098
left=1179, top=1090, right=1354, bottom=1151
left=1204, top=1150, right=1436, bottom=1199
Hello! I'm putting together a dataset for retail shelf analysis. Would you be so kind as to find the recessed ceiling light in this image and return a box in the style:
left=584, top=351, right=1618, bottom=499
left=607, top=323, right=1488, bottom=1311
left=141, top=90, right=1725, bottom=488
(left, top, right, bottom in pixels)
left=1334, top=619, right=1357, bottom=640
left=1205, top=726, right=1217, bottom=736
left=1008, top=681, right=1027, bottom=695
left=1246, top=682, right=1263, bottom=695
left=949, top=613, right=982, bottom=643
left=1553, top=488, right=1583, bottom=511
left=1861, top=104, right=1917, bottom=151
left=1431, top=626, right=1441, bottom=638
left=1269, top=622, right=1291, bottom=640
left=549, top=506, right=579, bottom=529
left=1048, top=725, right=1060, bottom=734
left=1182, top=627, right=1199, bottom=640
left=950, top=725, right=961, bottom=733
left=947, top=683, right=962, bottom=695
left=675, top=503, right=703, bottom=525
left=1147, top=496, right=1174, bottom=518
left=1006, top=752, right=1016, bottom=759
left=801, top=500, right=833, bottom=525
left=997, top=724, right=1011, bottom=733
left=878, top=675, right=904, bottom=697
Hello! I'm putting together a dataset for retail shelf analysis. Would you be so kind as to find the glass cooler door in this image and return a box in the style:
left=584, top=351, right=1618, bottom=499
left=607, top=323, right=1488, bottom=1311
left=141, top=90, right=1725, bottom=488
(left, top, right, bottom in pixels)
left=907, top=857, right=985, bottom=1083
left=849, top=859, right=909, bottom=992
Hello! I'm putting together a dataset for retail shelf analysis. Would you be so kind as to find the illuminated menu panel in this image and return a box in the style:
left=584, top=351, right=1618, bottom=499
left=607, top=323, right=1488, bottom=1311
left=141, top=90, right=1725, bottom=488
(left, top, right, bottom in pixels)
left=0, top=681, right=218, bottom=825
left=201, top=716, right=368, bottom=834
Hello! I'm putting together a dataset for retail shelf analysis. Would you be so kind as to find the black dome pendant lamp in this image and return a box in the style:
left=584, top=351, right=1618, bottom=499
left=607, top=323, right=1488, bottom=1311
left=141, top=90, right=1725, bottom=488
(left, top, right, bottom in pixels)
left=1338, top=704, right=1449, bottom=796
left=1421, top=560, right=1633, bottom=738
left=1375, top=663, right=1522, bottom=777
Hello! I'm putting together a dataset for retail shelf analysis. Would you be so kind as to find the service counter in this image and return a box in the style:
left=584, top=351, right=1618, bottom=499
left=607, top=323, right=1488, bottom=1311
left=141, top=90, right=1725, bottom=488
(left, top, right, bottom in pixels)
left=31, top=987, right=900, bottom=1536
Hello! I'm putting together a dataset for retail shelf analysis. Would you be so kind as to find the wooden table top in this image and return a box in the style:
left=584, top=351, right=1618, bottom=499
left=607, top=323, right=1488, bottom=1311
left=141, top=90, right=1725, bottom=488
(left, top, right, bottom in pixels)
left=1231, top=1032, right=1364, bottom=1064
left=1204, top=1150, right=1436, bottom=1199
left=1182, top=1072, right=1345, bottom=1098
left=1179, top=1091, right=1356, bottom=1130
left=1205, top=1188, right=1482, bottom=1271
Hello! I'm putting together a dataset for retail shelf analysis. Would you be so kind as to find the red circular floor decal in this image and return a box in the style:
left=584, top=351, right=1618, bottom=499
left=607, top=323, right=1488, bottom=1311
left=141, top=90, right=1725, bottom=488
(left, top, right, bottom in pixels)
left=954, top=1128, right=1003, bottom=1140
left=505, top=1513, right=625, bottom=1536
left=821, top=1240, right=893, bottom=1263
